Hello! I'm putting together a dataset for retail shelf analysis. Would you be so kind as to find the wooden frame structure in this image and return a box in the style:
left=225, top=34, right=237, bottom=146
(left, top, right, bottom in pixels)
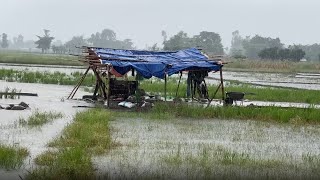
left=67, top=47, right=226, bottom=108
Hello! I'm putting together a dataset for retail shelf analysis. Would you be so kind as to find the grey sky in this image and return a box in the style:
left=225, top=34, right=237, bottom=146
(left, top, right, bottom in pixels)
left=1, top=0, right=319, bottom=49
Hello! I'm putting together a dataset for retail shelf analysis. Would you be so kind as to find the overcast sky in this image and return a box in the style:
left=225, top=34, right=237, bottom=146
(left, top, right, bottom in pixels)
left=1, top=0, right=319, bottom=49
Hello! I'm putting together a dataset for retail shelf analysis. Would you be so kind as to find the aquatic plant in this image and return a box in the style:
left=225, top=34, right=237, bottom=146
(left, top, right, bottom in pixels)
left=18, top=109, right=63, bottom=127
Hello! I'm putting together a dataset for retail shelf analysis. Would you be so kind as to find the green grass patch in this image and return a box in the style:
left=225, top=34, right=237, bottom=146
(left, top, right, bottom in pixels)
left=48, top=109, right=112, bottom=154
left=0, top=145, right=29, bottom=170
left=140, top=78, right=320, bottom=104
left=19, top=110, right=63, bottom=127
left=0, top=51, right=82, bottom=66
left=226, top=59, right=320, bottom=73
left=0, top=69, right=95, bottom=86
left=117, top=102, right=320, bottom=123
left=28, top=109, right=112, bottom=179
left=27, top=147, right=94, bottom=180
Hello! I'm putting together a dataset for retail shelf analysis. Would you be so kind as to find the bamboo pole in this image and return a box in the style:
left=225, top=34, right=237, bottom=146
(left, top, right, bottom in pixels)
left=68, top=66, right=90, bottom=99
left=220, top=66, right=225, bottom=103
left=107, top=65, right=111, bottom=108
left=164, top=73, right=167, bottom=102
left=206, top=83, right=222, bottom=108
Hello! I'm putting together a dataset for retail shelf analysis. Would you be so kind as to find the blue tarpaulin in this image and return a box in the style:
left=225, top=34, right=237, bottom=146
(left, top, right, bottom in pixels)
left=92, top=47, right=222, bottom=79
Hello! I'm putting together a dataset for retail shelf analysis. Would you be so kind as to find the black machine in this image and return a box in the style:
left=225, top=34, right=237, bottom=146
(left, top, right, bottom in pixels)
left=225, top=92, right=245, bottom=105
left=109, top=78, right=138, bottom=99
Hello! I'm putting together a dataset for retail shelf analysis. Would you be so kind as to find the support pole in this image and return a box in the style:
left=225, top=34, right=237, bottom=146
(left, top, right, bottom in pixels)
left=68, top=66, right=90, bottom=99
left=206, top=83, right=222, bottom=108
left=107, top=65, right=111, bottom=108
left=175, top=72, right=182, bottom=98
left=164, top=73, right=167, bottom=102
left=220, top=66, right=225, bottom=103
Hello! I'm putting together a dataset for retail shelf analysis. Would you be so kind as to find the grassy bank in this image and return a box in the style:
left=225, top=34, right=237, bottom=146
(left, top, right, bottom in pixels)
left=27, top=109, right=112, bottom=179
left=0, top=69, right=95, bottom=86
left=1, top=68, right=320, bottom=104
left=140, top=78, right=320, bottom=104
left=0, top=145, right=29, bottom=170
left=0, top=51, right=81, bottom=66
left=226, top=59, right=320, bottom=73
left=117, top=102, right=320, bottom=124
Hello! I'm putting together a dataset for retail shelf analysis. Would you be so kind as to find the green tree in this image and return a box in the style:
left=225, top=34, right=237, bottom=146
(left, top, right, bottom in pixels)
left=12, top=34, right=24, bottom=49
left=65, top=36, right=88, bottom=54
left=193, top=31, right=224, bottom=55
left=88, top=29, right=134, bottom=49
left=163, top=31, right=192, bottom=51
left=230, top=30, right=244, bottom=57
left=242, top=35, right=283, bottom=59
left=1, top=33, right=9, bottom=48
left=259, top=47, right=305, bottom=61
left=35, top=29, right=54, bottom=53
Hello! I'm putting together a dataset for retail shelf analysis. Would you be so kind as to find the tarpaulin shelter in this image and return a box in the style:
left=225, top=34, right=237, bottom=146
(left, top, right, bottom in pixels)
left=68, top=47, right=225, bottom=107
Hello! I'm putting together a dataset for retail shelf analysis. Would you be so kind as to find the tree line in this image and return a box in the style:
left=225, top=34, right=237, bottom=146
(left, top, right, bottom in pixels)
left=1, top=29, right=320, bottom=61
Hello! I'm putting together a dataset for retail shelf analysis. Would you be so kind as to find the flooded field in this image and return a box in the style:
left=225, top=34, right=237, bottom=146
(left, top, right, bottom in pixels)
left=2, top=64, right=320, bottom=90
left=0, top=81, right=90, bottom=179
left=1, top=65, right=320, bottom=179
left=209, top=71, right=320, bottom=90
left=94, top=118, right=320, bottom=179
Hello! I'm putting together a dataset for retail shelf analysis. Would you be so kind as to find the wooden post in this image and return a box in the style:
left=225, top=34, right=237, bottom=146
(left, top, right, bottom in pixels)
left=68, top=66, right=90, bottom=99
left=175, top=72, right=182, bottom=98
left=206, top=83, right=222, bottom=108
left=220, top=66, right=225, bottom=103
left=107, top=65, right=111, bottom=108
left=164, top=73, right=167, bottom=102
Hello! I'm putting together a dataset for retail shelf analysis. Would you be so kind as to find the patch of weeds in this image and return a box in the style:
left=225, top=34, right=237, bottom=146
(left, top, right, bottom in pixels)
left=34, top=151, right=58, bottom=166
left=140, top=102, right=320, bottom=124
left=30, top=109, right=113, bottom=179
left=302, top=153, right=320, bottom=169
left=27, top=147, right=94, bottom=180
left=18, top=109, right=63, bottom=127
left=163, top=143, right=183, bottom=166
left=163, top=145, right=284, bottom=170
left=0, top=145, right=29, bottom=170
left=48, top=109, right=112, bottom=154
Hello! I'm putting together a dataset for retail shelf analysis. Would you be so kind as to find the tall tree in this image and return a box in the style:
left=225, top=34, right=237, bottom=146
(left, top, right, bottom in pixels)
left=35, top=29, right=54, bottom=53
left=230, top=30, right=244, bottom=56
left=242, top=35, right=283, bottom=59
left=13, top=34, right=24, bottom=49
left=87, top=28, right=134, bottom=49
left=65, top=35, right=88, bottom=54
left=163, top=31, right=192, bottom=51
left=88, top=29, right=116, bottom=47
left=193, top=31, right=224, bottom=55
left=1, top=33, right=9, bottom=48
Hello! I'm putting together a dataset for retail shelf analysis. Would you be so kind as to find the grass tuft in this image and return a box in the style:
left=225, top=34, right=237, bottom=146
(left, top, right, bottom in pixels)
left=0, top=145, right=29, bottom=170
left=19, top=109, right=63, bottom=127
left=29, top=109, right=112, bottom=179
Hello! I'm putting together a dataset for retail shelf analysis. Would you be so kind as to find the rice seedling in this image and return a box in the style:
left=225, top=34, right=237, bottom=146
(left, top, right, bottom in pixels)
left=0, top=145, right=29, bottom=170
left=18, top=109, right=63, bottom=127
